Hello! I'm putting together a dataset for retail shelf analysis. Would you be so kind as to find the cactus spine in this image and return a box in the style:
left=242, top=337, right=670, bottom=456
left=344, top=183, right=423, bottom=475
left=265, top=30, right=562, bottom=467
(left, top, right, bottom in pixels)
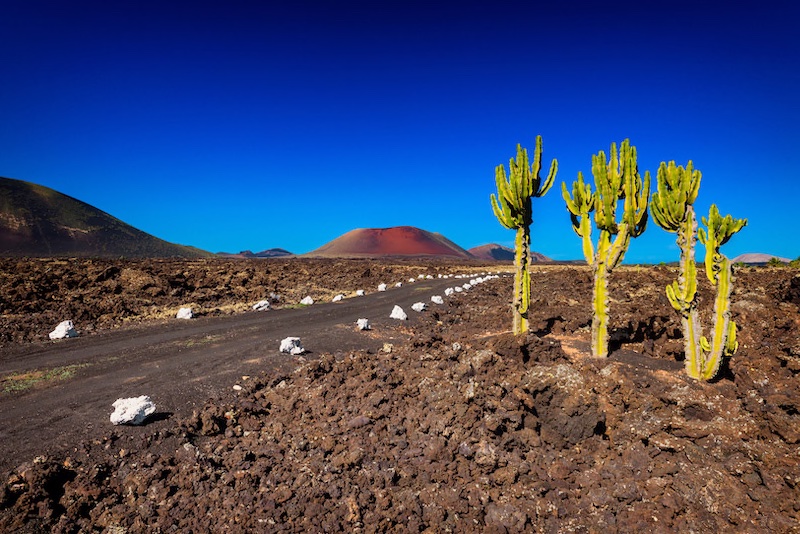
left=562, top=139, right=650, bottom=357
left=651, top=161, right=746, bottom=380
left=491, top=136, right=557, bottom=334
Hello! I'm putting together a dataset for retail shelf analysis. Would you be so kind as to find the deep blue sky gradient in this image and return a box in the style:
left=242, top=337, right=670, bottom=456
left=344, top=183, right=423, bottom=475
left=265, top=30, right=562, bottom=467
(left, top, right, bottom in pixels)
left=1, top=0, right=798, bottom=261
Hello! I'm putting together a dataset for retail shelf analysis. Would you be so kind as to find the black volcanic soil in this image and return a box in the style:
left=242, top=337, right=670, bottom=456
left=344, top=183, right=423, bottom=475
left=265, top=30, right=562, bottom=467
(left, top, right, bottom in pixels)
left=1, top=259, right=799, bottom=532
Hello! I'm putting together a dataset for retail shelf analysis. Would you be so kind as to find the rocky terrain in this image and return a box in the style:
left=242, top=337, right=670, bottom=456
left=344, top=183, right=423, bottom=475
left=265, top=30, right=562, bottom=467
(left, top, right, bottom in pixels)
left=1, top=259, right=799, bottom=532
left=0, top=257, right=476, bottom=346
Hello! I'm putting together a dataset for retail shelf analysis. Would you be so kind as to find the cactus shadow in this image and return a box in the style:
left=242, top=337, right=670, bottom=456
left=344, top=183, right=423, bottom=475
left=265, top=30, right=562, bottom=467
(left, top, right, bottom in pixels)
left=609, top=347, right=682, bottom=372
left=531, top=316, right=564, bottom=337
left=608, top=327, right=636, bottom=354
left=708, top=357, right=736, bottom=383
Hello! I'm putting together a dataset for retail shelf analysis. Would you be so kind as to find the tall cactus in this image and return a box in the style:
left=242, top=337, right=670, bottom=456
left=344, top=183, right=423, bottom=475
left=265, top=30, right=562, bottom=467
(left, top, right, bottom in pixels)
left=562, top=139, right=650, bottom=357
left=491, top=135, right=557, bottom=334
left=651, top=161, right=746, bottom=381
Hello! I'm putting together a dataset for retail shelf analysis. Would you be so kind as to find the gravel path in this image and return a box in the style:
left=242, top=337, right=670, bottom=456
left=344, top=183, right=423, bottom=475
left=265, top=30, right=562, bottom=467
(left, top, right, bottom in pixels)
left=0, top=277, right=459, bottom=473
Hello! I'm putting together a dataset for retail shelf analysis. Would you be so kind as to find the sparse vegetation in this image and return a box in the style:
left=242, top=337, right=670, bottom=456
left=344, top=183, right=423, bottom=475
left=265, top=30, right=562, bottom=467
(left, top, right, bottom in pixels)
left=1, top=363, right=89, bottom=394
left=651, top=160, right=746, bottom=381
left=562, top=139, right=650, bottom=357
left=490, top=135, right=557, bottom=334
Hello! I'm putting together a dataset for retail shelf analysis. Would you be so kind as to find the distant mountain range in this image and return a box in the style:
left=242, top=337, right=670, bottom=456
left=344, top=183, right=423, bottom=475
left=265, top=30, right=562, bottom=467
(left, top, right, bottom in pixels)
left=468, top=243, right=550, bottom=262
left=0, top=177, right=554, bottom=261
left=0, top=177, right=211, bottom=258
left=730, top=253, right=791, bottom=265
left=217, top=249, right=293, bottom=258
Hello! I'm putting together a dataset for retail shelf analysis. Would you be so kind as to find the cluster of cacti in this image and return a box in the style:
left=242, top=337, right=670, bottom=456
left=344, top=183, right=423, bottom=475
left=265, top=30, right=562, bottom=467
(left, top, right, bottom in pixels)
left=491, top=135, right=557, bottom=334
left=561, top=139, right=650, bottom=357
left=490, top=138, right=746, bottom=380
left=651, top=160, right=746, bottom=380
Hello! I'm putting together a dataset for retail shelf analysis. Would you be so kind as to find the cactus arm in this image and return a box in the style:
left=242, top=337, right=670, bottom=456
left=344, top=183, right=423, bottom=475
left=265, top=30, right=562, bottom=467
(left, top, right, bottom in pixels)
left=491, top=165, right=515, bottom=229
left=592, top=147, right=620, bottom=233
left=621, top=143, right=650, bottom=238
left=606, top=224, right=629, bottom=271
left=562, top=173, right=596, bottom=264
left=540, top=158, right=558, bottom=198
left=512, top=145, right=530, bottom=200
left=580, top=217, right=594, bottom=264
left=533, top=134, right=558, bottom=198
left=698, top=222, right=716, bottom=285
left=700, top=205, right=748, bottom=284
left=490, top=193, right=513, bottom=229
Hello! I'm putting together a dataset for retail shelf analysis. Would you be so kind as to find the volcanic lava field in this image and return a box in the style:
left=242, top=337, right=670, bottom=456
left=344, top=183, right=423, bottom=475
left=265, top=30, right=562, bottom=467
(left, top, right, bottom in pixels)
left=1, top=258, right=799, bottom=532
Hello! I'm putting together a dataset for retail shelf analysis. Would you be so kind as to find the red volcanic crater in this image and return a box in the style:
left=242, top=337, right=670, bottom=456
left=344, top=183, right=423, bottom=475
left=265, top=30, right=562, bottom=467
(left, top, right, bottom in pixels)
left=307, top=226, right=473, bottom=258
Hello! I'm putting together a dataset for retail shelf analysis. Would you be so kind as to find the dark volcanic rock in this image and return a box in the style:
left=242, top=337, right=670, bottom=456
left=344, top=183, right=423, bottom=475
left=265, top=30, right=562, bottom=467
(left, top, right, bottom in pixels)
left=1, top=263, right=799, bottom=532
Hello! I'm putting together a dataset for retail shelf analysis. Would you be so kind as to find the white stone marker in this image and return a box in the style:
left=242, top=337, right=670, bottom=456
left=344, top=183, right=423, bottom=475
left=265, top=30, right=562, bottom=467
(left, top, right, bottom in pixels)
left=49, top=320, right=78, bottom=340
left=110, top=395, right=156, bottom=425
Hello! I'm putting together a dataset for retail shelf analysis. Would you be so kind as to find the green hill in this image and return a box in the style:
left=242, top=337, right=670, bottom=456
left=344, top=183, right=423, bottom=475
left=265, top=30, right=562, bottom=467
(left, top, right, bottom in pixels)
left=0, top=177, right=212, bottom=258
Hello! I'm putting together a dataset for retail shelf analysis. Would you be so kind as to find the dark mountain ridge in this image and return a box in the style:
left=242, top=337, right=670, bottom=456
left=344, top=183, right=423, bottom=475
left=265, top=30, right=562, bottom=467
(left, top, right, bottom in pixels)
left=0, top=177, right=211, bottom=258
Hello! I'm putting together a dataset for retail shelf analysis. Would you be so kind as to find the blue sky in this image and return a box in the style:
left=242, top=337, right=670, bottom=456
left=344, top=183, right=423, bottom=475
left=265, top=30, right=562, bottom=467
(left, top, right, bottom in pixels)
left=1, top=0, right=798, bottom=262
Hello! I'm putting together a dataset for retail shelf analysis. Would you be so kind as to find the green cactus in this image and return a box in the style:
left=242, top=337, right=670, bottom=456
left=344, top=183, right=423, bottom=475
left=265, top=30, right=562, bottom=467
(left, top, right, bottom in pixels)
left=491, top=135, right=557, bottom=334
left=651, top=161, right=746, bottom=381
left=562, top=139, right=650, bottom=357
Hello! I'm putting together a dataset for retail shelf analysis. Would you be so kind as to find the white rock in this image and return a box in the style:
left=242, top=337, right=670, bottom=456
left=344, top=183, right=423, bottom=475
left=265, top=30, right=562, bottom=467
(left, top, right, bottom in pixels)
left=411, top=302, right=427, bottom=312
left=426, top=275, right=433, bottom=279
left=253, top=300, right=271, bottom=311
left=280, top=337, right=305, bottom=355
left=356, top=289, right=366, bottom=296
left=332, top=294, right=345, bottom=302
left=176, top=307, right=194, bottom=320
left=431, top=295, right=444, bottom=305
left=378, top=283, right=387, bottom=292
left=462, top=283, right=472, bottom=290
left=454, top=286, right=463, bottom=293
left=395, top=282, right=403, bottom=288
left=110, top=395, right=156, bottom=425
left=409, top=277, right=416, bottom=283
left=49, top=320, right=78, bottom=340
left=445, top=287, right=455, bottom=296
left=357, top=318, right=371, bottom=330
left=390, top=305, right=408, bottom=320
left=300, top=296, right=314, bottom=306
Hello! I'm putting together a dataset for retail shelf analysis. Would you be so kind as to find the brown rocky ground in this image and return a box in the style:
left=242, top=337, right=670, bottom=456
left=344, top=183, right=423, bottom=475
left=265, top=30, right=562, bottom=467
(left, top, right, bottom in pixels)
left=0, top=257, right=485, bottom=346
left=1, top=259, right=799, bottom=532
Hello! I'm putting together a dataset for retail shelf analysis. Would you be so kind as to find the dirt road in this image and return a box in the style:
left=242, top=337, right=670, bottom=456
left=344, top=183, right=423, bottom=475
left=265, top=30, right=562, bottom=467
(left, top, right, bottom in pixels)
left=0, top=277, right=464, bottom=473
